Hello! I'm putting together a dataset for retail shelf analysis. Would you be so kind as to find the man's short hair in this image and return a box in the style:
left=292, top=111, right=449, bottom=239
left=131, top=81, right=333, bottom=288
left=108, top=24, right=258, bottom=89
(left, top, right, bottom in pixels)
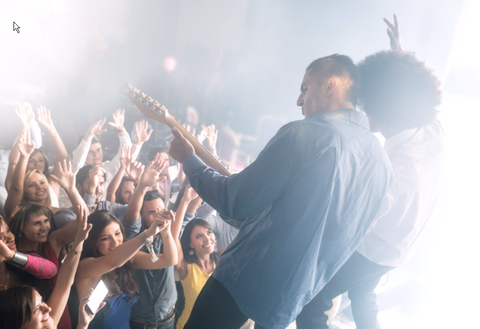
left=141, top=190, right=165, bottom=213
left=143, top=190, right=164, bottom=203
left=148, top=146, right=168, bottom=162
left=76, top=165, right=106, bottom=186
left=358, top=51, right=441, bottom=130
left=77, top=135, right=101, bottom=147
left=306, top=54, right=360, bottom=104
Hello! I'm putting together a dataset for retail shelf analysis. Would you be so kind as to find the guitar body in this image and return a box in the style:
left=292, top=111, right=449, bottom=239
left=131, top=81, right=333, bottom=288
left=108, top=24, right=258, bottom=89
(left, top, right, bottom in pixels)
left=121, top=84, right=231, bottom=177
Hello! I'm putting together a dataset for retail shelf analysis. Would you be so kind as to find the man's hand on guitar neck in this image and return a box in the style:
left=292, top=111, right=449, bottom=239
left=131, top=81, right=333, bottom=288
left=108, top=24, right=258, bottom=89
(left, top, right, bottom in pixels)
left=169, top=127, right=195, bottom=163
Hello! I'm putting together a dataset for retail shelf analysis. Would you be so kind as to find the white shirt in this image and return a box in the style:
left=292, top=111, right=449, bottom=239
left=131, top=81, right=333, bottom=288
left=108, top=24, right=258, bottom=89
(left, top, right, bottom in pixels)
left=71, top=134, right=140, bottom=200
left=357, top=119, right=445, bottom=267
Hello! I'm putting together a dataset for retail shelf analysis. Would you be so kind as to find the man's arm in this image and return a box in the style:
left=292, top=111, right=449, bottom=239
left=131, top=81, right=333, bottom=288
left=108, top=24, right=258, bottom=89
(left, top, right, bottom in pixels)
left=72, top=118, right=107, bottom=171
left=102, top=109, right=131, bottom=179
left=170, top=124, right=302, bottom=220
left=125, top=158, right=168, bottom=223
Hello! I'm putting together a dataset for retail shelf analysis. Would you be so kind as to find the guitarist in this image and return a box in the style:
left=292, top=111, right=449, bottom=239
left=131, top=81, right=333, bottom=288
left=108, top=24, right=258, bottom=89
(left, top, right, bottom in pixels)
left=169, top=54, right=392, bottom=329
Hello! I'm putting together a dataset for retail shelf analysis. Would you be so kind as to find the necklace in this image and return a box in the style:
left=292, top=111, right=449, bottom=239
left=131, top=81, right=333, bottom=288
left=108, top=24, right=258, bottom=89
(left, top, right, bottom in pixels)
left=0, top=270, right=9, bottom=290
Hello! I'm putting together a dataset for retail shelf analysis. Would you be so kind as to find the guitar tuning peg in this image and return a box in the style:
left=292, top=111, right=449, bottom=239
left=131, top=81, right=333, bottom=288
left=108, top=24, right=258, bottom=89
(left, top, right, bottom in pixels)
left=145, top=96, right=153, bottom=106
left=137, top=92, right=146, bottom=103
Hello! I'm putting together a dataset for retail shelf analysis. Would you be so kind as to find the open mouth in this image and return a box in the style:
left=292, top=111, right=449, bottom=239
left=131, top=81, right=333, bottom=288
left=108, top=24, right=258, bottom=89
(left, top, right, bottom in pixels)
left=8, top=243, right=16, bottom=249
left=41, top=315, right=50, bottom=322
left=35, top=190, right=46, bottom=196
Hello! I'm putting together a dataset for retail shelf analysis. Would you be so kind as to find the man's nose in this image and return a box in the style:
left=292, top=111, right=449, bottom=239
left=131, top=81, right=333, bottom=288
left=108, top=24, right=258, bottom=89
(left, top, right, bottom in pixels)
left=297, top=95, right=303, bottom=107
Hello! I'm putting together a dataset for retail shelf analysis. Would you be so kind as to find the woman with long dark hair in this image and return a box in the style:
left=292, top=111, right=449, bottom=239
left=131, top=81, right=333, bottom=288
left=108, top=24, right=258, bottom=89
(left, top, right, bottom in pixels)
left=170, top=186, right=221, bottom=329
left=75, top=209, right=177, bottom=329
left=0, top=205, right=97, bottom=329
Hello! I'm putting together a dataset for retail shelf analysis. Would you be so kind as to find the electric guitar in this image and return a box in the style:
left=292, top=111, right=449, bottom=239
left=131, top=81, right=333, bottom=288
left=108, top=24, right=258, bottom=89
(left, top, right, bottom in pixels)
left=121, top=84, right=231, bottom=177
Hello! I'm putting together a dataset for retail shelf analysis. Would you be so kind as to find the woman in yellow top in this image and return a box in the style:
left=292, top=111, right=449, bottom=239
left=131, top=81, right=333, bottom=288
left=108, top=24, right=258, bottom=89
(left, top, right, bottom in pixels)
left=171, top=186, right=219, bottom=329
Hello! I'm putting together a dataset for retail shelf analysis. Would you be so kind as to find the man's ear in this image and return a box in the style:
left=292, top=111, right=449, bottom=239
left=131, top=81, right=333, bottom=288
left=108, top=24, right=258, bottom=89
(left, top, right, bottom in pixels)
left=325, top=77, right=337, bottom=97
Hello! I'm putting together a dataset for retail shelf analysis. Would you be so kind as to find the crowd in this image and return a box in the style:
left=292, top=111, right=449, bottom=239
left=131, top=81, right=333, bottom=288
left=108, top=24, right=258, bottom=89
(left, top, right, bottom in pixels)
left=0, top=16, right=444, bottom=329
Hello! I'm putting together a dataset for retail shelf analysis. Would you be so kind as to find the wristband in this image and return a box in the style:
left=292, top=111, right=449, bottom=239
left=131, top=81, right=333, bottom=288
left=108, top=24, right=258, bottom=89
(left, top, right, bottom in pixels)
left=8, top=252, right=28, bottom=267
left=138, top=230, right=148, bottom=244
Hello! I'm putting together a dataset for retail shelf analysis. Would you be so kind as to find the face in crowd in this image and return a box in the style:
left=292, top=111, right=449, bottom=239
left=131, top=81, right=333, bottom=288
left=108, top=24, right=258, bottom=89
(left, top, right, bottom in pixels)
left=26, top=151, right=46, bottom=174
left=24, top=172, right=49, bottom=203
left=0, top=218, right=17, bottom=253
left=22, top=213, right=51, bottom=245
left=189, top=224, right=216, bottom=257
left=140, top=197, right=166, bottom=230
left=96, top=221, right=124, bottom=256
left=86, top=142, right=103, bottom=166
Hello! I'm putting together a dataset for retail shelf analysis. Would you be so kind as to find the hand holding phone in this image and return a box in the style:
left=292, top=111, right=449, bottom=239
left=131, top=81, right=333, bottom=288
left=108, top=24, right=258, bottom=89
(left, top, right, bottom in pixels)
left=85, top=280, right=108, bottom=315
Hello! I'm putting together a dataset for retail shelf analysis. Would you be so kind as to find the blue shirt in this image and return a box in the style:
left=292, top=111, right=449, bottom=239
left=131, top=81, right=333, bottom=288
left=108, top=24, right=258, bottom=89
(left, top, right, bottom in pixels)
left=129, top=233, right=177, bottom=323
left=183, top=109, right=392, bottom=328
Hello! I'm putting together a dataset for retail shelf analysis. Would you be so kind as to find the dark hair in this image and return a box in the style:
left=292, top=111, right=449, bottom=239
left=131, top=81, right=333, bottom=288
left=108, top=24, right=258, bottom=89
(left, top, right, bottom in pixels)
left=115, top=177, right=137, bottom=205
left=180, top=218, right=218, bottom=264
left=76, top=165, right=106, bottom=187
left=148, top=146, right=168, bottom=162
left=0, top=286, right=37, bottom=329
left=358, top=51, right=441, bottom=130
left=0, top=217, right=51, bottom=303
left=141, top=190, right=165, bottom=214
left=8, top=203, right=52, bottom=254
left=29, top=149, right=50, bottom=177
left=306, top=54, right=360, bottom=104
left=81, top=211, right=138, bottom=298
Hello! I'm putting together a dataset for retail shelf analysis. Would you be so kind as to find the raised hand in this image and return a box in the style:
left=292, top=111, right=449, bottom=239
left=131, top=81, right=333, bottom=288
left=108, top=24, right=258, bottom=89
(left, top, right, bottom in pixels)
left=86, top=164, right=105, bottom=191
left=126, top=161, right=144, bottom=184
left=197, top=126, right=208, bottom=144
left=139, top=158, right=168, bottom=188
left=108, top=109, right=125, bottom=131
left=36, top=106, right=55, bottom=130
left=0, top=240, right=15, bottom=263
left=17, top=131, right=35, bottom=157
left=15, top=103, right=35, bottom=129
left=74, top=205, right=93, bottom=244
left=205, top=124, right=218, bottom=151
left=49, top=160, right=79, bottom=191
left=183, top=184, right=199, bottom=202
left=146, top=210, right=174, bottom=237
left=384, top=15, right=403, bottom=52
left=86, top=118, right=107, bottom=139
left=119, top=145, right=132, bottom=170
left=134, top=120, right=153, bottom=145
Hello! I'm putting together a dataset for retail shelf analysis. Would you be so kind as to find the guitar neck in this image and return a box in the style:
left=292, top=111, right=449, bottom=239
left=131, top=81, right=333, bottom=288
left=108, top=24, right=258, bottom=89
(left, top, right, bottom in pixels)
left=120, top=84, right=231, bottom=177
left=164, top=117, right=231, bottom=177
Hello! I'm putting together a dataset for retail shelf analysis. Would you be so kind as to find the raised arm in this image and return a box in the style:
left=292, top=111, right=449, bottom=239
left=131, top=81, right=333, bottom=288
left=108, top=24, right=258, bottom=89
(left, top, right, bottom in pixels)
left=106, top=145, right=130, bottom=203
left=72, top=118, right=107, bottom=171
left=36, top=106, right=68, bottom=198
left=172, top=186, right=199, bottom=279
left=1, top=241, right=57, bottom=279
left=6, top=104, right=36, bottom=191
left=384, top=15, right=403, bottom=52
left=130, top=211, right=177, bottom=269
left=47, top=205, right=91, bottom=326
left=102, top=109, right=132, bottom=177
left=76, top=212, right=169, bottom=280
left=130, top=120, right=153, bottom=161
left=4, top=132, right=36, bottom=218
left=49, top=160, right=87, bottom=214
left=125, top=156, right=168, bottom=223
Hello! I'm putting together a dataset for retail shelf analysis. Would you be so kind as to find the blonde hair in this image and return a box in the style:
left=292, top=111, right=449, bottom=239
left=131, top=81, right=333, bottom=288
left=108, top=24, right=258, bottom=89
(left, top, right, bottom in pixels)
left=22, top=170, right=52, bottom=206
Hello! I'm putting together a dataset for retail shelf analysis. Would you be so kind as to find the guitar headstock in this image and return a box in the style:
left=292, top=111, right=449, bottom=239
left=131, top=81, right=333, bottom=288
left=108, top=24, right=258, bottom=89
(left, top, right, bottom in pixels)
left=120, top=84, right=169, bottom=123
